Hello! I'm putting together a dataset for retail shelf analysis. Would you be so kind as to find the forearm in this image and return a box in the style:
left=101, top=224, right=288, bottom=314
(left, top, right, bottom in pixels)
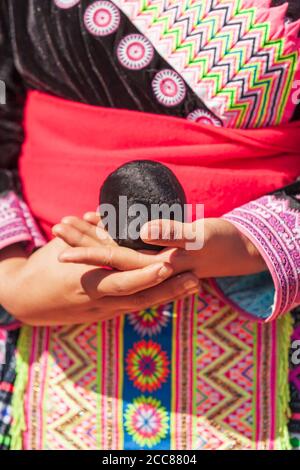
left=0, top=243, right=27, bottom=305
left=204, top=218, right=267, bottom=277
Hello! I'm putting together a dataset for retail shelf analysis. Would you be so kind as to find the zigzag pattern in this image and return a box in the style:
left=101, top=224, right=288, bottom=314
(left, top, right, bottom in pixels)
left=46, top=324, right=99, bottom=450
left=194, top=288, right=254, bottom=448
left=113, top=0, right=300, bottom=127
left=23, top=291, right=284, bottom=449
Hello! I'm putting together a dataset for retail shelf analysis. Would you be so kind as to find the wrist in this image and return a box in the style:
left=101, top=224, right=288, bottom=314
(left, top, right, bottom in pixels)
left=0, top=243, right=28, bottom=297
left=205, top=218, right=267, bottom=276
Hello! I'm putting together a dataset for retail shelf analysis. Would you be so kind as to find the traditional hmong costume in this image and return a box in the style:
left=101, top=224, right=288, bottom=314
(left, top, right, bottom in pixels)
left=0, top=0, right=300, bottom=450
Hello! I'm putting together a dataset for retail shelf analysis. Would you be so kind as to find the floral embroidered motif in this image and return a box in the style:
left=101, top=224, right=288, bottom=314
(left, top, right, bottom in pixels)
left=54, top=0, right=80, bottom=9
left=112, top=0, right=300, bottom=128
left=117, top=34, right=154, bottom=70
left=124, top=396, right=169, bottom=448
left=126, top=340, right=170, bottom=392
left=152, top=69, right=186, bottom=107
left=187, top=109, right=223, bottom=127
left=128, top=305, right=171, bottom=337
left=84, top=1, right=121, bottom=36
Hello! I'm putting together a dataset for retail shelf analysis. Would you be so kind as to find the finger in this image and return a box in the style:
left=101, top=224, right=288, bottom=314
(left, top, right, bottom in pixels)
left=83, top=212, right=101, bottom=226
left=96, top=272, right=199, bottom=311
left=52, top=222, right=110, bottom=248
left=62, top=215, right=106, bottom=238
left=82, top=262, right=174, bottom=297
left=61, top=216, right=100, bottom=236
left=58, top=216, right=105, bottom=243
left=140, top=219, right=198, bottom=248
left=59, top=245, right=161, bottom=270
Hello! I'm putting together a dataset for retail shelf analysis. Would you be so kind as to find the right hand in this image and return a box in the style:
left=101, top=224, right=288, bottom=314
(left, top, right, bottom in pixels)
left=0, top=238, right=199, bottom=326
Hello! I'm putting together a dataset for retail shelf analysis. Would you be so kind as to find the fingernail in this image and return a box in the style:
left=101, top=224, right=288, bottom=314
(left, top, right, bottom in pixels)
left=158, top=264, right=173, bottom=278
left=184, top=279, right=198, bottom=291
left=52, top=225, right=61, bottom=234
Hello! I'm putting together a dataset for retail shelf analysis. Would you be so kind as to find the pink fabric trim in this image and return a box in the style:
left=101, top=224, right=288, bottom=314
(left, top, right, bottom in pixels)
left=0, top=191, right=32, bottom=250
left=0, top=191, right=45, bottom=253
left=223, top=194, right=300, bottom=321
left=0, top=322, right=21, bottom=331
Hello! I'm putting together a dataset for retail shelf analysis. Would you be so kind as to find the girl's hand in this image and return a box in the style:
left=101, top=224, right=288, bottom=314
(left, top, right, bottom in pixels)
left=54, top=213, right=266, bottom=278
left=0, top=237, right=199, bottom=326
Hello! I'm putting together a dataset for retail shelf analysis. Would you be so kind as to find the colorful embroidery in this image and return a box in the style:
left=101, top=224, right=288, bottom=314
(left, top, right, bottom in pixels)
left=112, top=0, right=300, bottom=128
left=152, top=69, right=186, bottom=107
left=187, top=108, right=223, bottom=126
left=128, top=305, right=171, bottom=337
left=117, top=34, right=154, bottom=70
left=224, top=194, right=300, bottom=320
left=289, top=307, right=300, bottom=450
left=124, top=396, right=169, bottom=448
left=54, top=0, right=80, bottom=8
left=84, top=1, right=121, bottom=36
left=126, top=340, right=170, bottom=392
left=0, top=191, right=36, bottom=251
left=13, top=286, right=292, bottom=450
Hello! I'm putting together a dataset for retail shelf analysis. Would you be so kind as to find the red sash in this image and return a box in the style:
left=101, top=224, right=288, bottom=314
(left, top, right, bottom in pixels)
left=19, top=90, right=300, bottom=240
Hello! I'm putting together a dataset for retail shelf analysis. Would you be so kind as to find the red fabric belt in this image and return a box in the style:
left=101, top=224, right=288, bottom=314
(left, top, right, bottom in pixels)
left=19, top=90, right=300, bottom=240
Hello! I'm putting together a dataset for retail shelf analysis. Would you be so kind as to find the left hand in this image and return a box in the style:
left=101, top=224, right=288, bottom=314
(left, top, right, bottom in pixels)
left=53, top=213, right=267, bottom=278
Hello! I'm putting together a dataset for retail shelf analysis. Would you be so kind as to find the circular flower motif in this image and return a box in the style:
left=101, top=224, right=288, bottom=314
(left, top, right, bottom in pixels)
left=128, top=304, right=172, bottom=337
left=126, top=340, right=170, bottom=392
left=84, top=1, right=120, bottom=37
left=117, top=34, right=154, bottom=70
left=152, top=69, right=186, bottom=107
left=187, top=108, right=222, bottom=127
left=54, top=0, right=80, bottom=8
left=124, top=396, right=169, bottom=448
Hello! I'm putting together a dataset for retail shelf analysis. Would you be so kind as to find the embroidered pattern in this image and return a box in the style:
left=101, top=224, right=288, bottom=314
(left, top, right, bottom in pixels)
left=224, top=195, right=300, bottom=319
left=84, top=1, right=121, bottom=36
left=128, top=305, right=171, bottom=337
left=0, top=192, right=33, bottom=251
left=117, top=34, right=154, bottom=70
left=54, top=0, right=80, bottom=8
left=126, top=340, right=170, bottom=392
left=289, top=308, right=300, bottom=450
left=0, top=191, right=45, bottom=253
left=187, top=108, right=223, bottom=126
left=18, top=287, right=291, bottom=449
left=124, top=396, right=169, bottom=448
left=152, top=69, right=186, bottom=107
left=112, top=0, right=300, bottom=127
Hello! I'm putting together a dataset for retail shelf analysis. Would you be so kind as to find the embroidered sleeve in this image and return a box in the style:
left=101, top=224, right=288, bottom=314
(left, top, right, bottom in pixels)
left=213, top=181, right=300, bottom=322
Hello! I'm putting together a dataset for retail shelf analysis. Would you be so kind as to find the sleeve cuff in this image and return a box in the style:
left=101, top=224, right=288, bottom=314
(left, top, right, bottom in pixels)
left=0, top=190, right=45, bottom=253
left=214, top=194, right=299, bottom=322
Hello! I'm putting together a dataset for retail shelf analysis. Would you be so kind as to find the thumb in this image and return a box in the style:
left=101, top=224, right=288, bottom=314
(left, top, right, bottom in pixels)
left=140, top=219, right=197, bottom=249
